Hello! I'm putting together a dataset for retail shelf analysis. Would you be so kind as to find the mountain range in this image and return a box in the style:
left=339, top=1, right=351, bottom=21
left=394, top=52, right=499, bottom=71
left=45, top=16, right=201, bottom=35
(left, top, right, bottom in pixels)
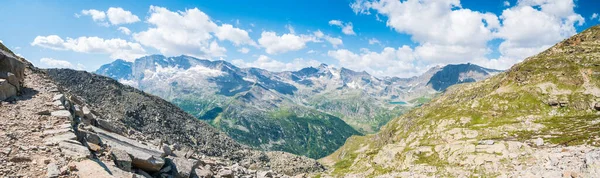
left=96, top=54, right=501, bottom=158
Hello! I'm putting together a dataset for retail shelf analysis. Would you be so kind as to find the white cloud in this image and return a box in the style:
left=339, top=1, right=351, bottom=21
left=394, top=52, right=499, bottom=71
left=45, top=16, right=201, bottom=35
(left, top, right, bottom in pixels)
left=31, top=35, right=146, bottom=61
left=238, top=47, right=250, bottom=54
left=232, top=55, right=320, bottom=72
left=215, top=24, right=257, bottom=46
left=106, top=7, right=140, bottom=25
left=592, top=13, right=598, bottom=20
left=487, top=0, right=585, bottom=69
left=328, top=20, right=356, bottom=35
left=258, top=31, right=318, bottom=54
left=504, top=1, right=511, bottom=6
left=133, top=6, right=254, bottom=58
left=81, top=9, right=106, bottom=22
left=118, top=27, right=131, bottom=35
left=40, top=58, right=73, bottom=68
left=313, top=30, right=344, bottom=48
left=328, top=46, right=423, bottom=77
left=350, top=0, right=585, bottom=73
left=368, top=38, right=380, bottom=45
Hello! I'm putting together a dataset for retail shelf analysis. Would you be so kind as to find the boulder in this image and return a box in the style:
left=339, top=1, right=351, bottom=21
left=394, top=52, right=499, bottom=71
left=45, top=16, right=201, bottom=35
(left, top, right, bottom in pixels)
left=594, top=103, right=600, bottom=111
left=97, top=118, right=126, bottom=135
left=73, top=105, right=84, bottom=117
left=50, top=110, right=72, bottom=120
left=194, top=168, right=213, bottom=178
left=162, top=144, right=173, bottom=157
left=112, top=148, right=132, bottom=172
left=535, top=138, right=544, bottom=146
left=52, top=94, right=65, bottom=103
left=0, top=72, right=19, bottom=90
left=478, top=140, right=494, bottom=145
left=217, top=169, right=234, bottom=178
left=46, top=162, right=60, bottom=178
left=0, top=49, right=25, bottom=84
left=75, top=159, right=136, bottom=177
left=58, top=140, right=90, bottom=159
left=0, top=79, right=17, bottom=101
left=82, top=106, right=93, bottom=119
left=90, top=126, right=165, bottom=172
left=257, top=170, right=274, bottom=178
left=168, top=156, right=199, bottom=178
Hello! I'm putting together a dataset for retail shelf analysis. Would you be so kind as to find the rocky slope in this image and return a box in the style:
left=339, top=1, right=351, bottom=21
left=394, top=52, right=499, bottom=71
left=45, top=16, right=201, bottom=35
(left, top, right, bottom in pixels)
left=0, top=42, right=324, bottom=177
left=320, top=25, right=600, bottom=177
left=95, top=55, right=499, bottom=159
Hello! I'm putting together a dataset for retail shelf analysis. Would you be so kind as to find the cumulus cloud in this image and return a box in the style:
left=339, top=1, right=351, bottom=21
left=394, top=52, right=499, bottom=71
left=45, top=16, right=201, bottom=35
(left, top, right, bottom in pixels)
left=118, top=27, right=131, bottom=35
left=80, top=7, right=139, bottom=26
left=592, top=13, right=598, bottom=20
left=328, top=20, right=356, bottom=35
left=133, top=6, right=254, bottom=58
left=346, top=0, right=585, bottom=75
left=328, top=46, right=424, bottom=77
left=313, top=30, right=343, bottom=48
left=106, top=7, right=140, bottom=25
left=31, top=35, right=146, bottom=61
left=258, top=31, right=318, bottom=54
left=487, top=0, right=585, bottom=69
left=40, top=58, right=73, bottom=68
left=232, top=55, right=320, bottom=72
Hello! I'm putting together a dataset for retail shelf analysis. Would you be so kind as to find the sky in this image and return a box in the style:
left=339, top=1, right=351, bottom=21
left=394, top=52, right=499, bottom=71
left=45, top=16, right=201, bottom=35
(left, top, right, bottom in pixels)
left=0, top=0, right=599, bottom=78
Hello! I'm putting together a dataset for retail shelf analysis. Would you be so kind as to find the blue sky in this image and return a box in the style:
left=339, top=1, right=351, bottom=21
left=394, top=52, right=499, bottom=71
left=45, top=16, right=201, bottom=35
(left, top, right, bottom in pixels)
left=0, top=0, right=599, bottom=77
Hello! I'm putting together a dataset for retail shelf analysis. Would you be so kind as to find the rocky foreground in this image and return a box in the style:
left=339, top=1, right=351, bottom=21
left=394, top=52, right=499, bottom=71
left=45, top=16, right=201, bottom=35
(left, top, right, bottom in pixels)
left=0, top=44, right=323, bottom=177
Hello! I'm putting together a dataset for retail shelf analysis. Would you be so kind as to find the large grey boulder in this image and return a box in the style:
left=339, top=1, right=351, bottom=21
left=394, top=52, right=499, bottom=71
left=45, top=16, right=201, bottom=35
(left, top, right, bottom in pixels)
left=168, top=156, right=199, bottom=178
left=90, top=126, right=165, bottom=172
left=112, top=148, right=133, bottom=172
left=0, top=79, right=17, bottom=101
left=46, top=162, right=60, bottom=178
left=0, top=47, right=25, bottom=87
left=0, top=72, right=19, bottom=90
left=58, top=140, right=90, bottom=159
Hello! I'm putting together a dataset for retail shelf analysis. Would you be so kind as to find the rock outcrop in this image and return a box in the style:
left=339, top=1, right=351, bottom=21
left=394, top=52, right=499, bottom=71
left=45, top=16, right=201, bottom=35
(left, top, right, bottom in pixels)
left=0, top=42, right=25, bottom=101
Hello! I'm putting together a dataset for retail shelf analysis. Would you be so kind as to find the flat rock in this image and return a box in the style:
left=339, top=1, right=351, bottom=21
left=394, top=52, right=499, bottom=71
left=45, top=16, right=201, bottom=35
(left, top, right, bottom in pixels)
left=195, top=168, right=213, bottom=178
left=43, top=132, right=77, bottom=145
left=91, top=126, right=165, bottom=172
left=52, top=94, right=64, bottom=103
left=59, top=140, right=90, bottom=159
left=75, top=159, right=135, bottom=178
left=0, top=72, right=19, bottom=90
left=73, top=105, right=84, bottom=117
left=50, top=110, right=72, bottom=119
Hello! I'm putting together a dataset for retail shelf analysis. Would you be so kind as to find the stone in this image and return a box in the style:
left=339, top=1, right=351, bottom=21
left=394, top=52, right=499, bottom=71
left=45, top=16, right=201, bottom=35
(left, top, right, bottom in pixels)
left=0, top=72, right=19, bottom=90
left=218, top=169, right=234, bottom=178
left=168, top=156, right=199, bottom=178
left=91, top=126, right=165, bottom=172
left=0, top=50, right=25, bottom=83
left=52, top=94, right=65, bottom=103
left=97, top=118, right=126, bottom=134
left=257, top=170, right=274, bottom=178
left=112, top=148, right=132, bottom=172
left=478, top=140, right=495, bottom=145
left=547, top=99, right=559, bottom=106
left=535, top=138, right=544, bottom=146
left=37, top=110, right=52, bottom=115
left=59, top=140, right=90, bottom=159
left=194, top=168, right=213, bottom=178
left=42, top=128, right=72, bottom=136
left=9, top=155, right=32, bottom=162
left=82, top=106, right=93, bottom=119
left=1, top=147, right=12, bottom=155
left=46, top=163, right=60, bottom=178
left=43, top=132, right=77, bottom=145
left=0, top=79, right=17, bottom=101
left=594, top=103, right=600, bottom=111
left=83, top=131, right=102, bottom=145
left=162, top=144, right=173, bottom=157
left=73, top=105, right=84, bottom=118
left=50, top=110, right=72, bottom=119
left=75, top=159, right=135, bottom=177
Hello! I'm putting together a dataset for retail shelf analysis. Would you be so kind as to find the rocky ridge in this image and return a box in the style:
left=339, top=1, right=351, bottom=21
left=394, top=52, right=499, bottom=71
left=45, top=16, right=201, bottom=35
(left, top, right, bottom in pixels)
left=0, top=42, right=324, bottom=177
left=320, top=25, right=600, bottom=177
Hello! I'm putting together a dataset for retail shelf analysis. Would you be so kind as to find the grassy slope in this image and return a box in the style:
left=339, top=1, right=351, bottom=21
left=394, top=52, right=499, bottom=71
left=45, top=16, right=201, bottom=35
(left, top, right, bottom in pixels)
left=322, top=25, right=600, bottom=177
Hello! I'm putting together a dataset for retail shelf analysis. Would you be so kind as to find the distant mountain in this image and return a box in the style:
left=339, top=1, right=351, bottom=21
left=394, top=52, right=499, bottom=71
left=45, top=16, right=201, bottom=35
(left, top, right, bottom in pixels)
left=96, top=54, right=500, bottom=158
left=321, top=25, right=600, bottom=177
